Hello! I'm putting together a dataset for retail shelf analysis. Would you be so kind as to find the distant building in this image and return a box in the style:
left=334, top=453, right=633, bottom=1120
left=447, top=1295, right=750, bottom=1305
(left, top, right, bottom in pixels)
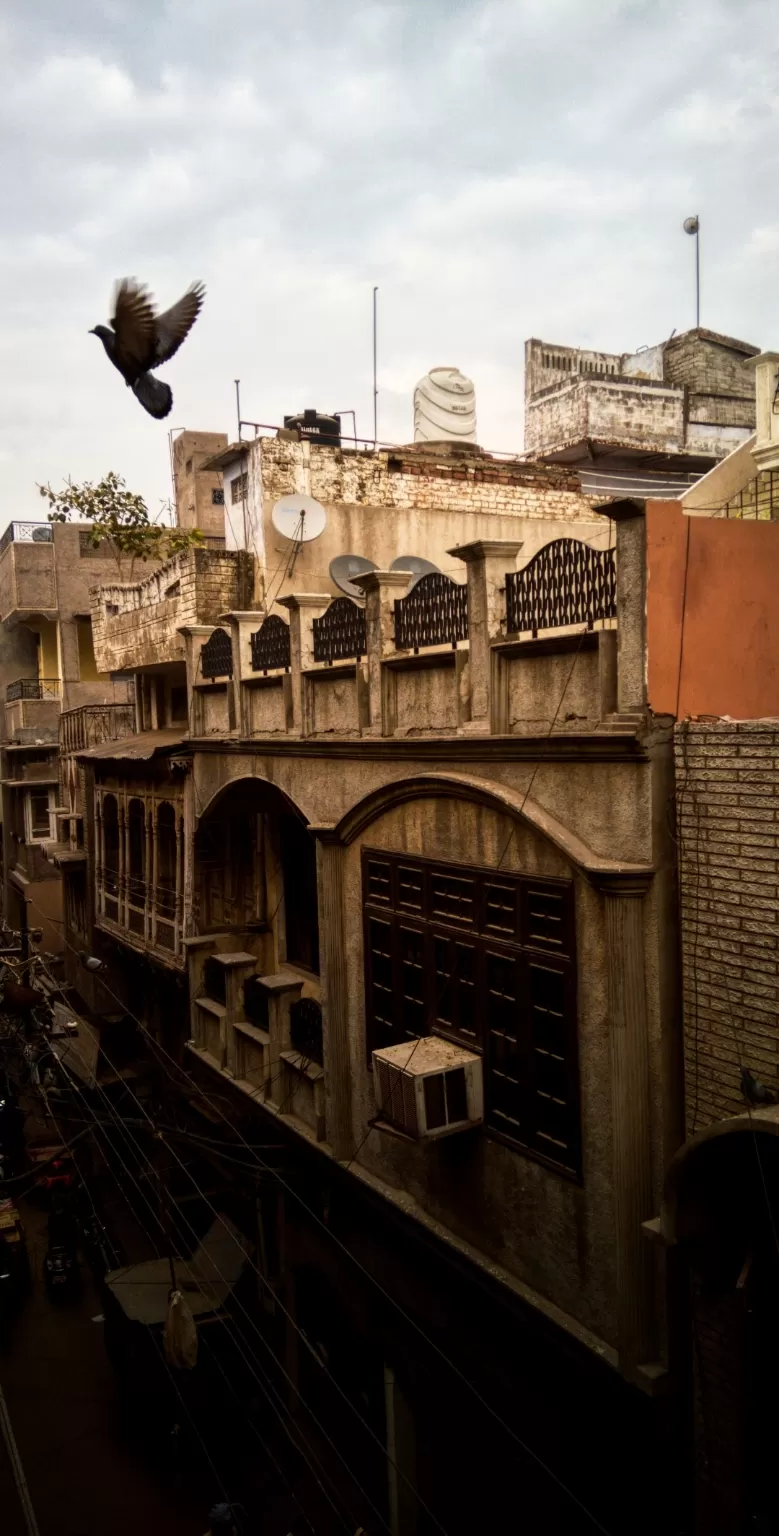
left=524, top=327, right=759, bottom=498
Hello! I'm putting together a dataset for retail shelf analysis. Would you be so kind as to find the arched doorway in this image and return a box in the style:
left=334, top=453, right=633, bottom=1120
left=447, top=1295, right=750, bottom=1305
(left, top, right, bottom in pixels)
left=194, top=778, right=319, bottom=974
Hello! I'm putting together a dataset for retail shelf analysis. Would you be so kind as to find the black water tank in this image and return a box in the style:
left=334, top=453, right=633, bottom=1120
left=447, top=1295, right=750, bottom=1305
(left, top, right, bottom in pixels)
left=283, top=409, right=341, bottom=447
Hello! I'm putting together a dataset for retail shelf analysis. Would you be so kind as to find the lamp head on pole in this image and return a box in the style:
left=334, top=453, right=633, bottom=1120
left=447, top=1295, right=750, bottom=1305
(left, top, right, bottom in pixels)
left=683, top=215, right=700, bottom=235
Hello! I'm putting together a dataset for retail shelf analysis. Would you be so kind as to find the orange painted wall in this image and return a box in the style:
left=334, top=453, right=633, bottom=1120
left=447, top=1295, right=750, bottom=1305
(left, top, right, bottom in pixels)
left=646, top=499, right=779, bottom=719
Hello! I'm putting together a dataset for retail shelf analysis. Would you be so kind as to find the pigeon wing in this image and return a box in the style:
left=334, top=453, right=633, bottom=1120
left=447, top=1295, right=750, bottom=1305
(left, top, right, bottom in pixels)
left=111, top=280, right=158, bottom=371
left=153, top=282, right=205, bottom=366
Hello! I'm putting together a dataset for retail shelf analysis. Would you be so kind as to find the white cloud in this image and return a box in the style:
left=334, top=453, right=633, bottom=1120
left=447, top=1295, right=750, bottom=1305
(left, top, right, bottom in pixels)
left=0, top=0, right=777, bottom=514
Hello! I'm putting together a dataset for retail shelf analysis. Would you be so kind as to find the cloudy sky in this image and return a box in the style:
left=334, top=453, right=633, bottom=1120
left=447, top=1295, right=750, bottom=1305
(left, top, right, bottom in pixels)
left=1, top=0, right=777, bottom=521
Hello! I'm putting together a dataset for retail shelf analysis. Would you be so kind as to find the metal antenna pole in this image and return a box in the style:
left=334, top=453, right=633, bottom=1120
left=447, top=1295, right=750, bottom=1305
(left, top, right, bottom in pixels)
left=695, top=224, right=700, bottom=329
left=683, top=215, right=700, bottom=329
left=235, top=380, right=241, bottom=441
left=372, top=287, right=378, bottom=445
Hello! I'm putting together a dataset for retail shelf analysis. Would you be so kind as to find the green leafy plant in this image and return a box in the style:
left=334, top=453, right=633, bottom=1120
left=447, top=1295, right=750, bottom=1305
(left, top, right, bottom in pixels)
left=38, top=472, right=202, bottom=582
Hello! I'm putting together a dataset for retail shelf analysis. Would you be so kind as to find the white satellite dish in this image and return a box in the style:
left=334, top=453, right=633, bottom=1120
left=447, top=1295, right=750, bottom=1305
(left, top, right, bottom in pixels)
left=271, top=494, right=327, bottom=543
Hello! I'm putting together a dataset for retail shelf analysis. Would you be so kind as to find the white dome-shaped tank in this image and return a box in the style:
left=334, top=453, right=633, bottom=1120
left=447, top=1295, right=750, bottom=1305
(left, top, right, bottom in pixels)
left=413, top=366, right=477, bottom=445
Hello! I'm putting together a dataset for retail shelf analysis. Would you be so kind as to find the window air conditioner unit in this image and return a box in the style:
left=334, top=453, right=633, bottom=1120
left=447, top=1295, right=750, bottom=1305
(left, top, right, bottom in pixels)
left=372, top=1037, right=483, bottom=1141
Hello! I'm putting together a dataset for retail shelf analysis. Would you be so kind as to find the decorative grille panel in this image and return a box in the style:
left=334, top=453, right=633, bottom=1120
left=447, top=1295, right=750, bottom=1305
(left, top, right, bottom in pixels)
left=201, top=627, right=233, bottom=679
left=250, top=615, right=291, bottom=673
left=289, top=997, right=324, bottom=1066
left=394, top=573, right=468, bottom=652
left=312, top=598, right=366, bottom=664
left=505, top=538, right=616, bottom=637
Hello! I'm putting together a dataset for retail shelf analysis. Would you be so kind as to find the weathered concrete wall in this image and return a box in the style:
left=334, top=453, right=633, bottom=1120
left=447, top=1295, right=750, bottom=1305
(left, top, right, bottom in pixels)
left=524, top=328, right=758, bottom=462
left=173, top=429, right=228, bottom=536
left=92, top=548, right=254, bottom=673
left=675, top=719, right=779, bottom=1131
left=525, top=379, right=684, bottom=455
left=663, top=330, right=758, bottom=399
left=506, top=642, right=600, bottom=733
left=344, top=796, right=616, bottom=1340
left=245, top=438, right=597, bottom=606
left=248, top=681, right=287, bottom=735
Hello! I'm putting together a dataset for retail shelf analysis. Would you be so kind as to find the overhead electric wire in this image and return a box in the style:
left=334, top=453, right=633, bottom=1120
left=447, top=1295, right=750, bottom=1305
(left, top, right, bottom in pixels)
left=41, top=1023, right=392, bottom=1536
left=45, top=1048, right=352, bottom=1536
left=26, top=890, right=615, bottom=1536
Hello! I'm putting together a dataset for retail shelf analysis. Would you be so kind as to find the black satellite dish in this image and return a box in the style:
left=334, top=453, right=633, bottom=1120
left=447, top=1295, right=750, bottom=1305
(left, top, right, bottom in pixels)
left=390, top=554, right=440, bottom=590
left=329, top=554, right=378, bottom=599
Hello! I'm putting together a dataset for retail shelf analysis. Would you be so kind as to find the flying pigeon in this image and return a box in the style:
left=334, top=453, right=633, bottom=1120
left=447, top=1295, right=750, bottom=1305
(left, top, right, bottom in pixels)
left=741, top=1066, right=778, bottom=1107
left=89, top=277, right=205, bottom=419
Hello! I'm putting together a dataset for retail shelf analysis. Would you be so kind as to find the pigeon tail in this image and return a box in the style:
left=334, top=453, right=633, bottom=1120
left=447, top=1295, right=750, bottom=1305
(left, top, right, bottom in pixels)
left=132, top=371, right=173, bottom=420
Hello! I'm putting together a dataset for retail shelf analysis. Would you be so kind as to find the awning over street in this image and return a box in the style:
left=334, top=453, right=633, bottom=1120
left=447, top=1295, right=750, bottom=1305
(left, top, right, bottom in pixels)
left=105, top=1217, right=250, bottom=1325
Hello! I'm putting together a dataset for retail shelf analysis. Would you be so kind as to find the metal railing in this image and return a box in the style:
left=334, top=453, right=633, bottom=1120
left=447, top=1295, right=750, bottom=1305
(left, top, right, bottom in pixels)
left=505, top=538, right=617, bottom=637
left=6, top=678, right=61, bottom=703
left=250, top=615, right=291, bottom=673
left=0, top=523, right=53, bottom=555
left=394, top=572, right=469, bottom=653
left=312, top=598, right=366, bottom=665
left=60, top=703, right=135, bottom=755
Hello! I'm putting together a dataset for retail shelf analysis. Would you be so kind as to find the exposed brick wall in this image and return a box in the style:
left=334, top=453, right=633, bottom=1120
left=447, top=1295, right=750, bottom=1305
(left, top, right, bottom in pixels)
left=91, top=548, right=254, bottom=673
left=525, top=379, right=684, bottom=455
left=664, top=332, right=758, bottom=400
left=675, top=719, right=779, bottom=1133
left=259, top=438, right=591, bottom=522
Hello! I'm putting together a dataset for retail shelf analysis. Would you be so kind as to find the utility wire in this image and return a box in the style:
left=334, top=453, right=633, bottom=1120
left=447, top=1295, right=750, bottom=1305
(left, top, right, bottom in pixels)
left=26, top=896, right=613, bottom=1536
left=45, top=1049, right=352, bottom=1536
left=41, top=1027, right=391, bottom=1535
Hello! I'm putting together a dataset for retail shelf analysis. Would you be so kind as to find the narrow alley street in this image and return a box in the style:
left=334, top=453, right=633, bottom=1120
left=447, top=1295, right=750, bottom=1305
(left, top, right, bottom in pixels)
left=0, top=1198, right=207, bottom=1536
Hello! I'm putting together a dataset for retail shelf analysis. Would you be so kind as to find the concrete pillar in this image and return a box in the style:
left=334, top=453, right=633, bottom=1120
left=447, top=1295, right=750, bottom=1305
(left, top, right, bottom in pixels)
left=144, top=807, right=153, bottom=942
left=278, top=594, right=331, bottom=736
left=224, top=609, right=264, bottom=736
left=595, top=871, right=655, bottom=1376
left=448, top=540, right=523, bottom=732
left=311, top=828, right=354, bottom=1160
left=598, top=628, right=618, bottom=719
left=614, top=512, right=647, bottom=713
left=352, top=569, right=414, bottom=736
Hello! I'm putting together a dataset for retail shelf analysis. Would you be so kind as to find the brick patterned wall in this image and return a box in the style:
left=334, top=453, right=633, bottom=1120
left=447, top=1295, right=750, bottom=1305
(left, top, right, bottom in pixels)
left=675, top=719, right=779, bottom=1133
left=260, top=438, right=592, bottom=522
left=664, top=333, right=758, bottom=400
left=91, top=548, right=254, bottom=673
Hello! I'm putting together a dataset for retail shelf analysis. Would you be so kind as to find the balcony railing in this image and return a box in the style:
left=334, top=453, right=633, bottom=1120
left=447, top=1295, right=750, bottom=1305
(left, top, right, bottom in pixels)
left=394, top=572, right=469, bottom=653
left=505, top=538, right=617, bottom=637
left=0, top=523, right=53, bottom=556
left=60, top=703, right=135, bottom=755
left=6, top=678, right=60, bottom=703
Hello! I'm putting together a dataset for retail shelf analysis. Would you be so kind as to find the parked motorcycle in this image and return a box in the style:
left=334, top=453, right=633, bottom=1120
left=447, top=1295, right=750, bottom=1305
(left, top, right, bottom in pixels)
left=44, top=1205, right=80, bottom=1299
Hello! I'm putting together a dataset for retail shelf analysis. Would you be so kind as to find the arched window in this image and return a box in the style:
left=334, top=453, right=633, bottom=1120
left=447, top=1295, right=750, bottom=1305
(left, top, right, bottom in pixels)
left=157, top=802, right=177, bottom=919
left=280, top=813, right=320, bottom=974
left=103, top=795, right=119, bottom=889
left=127, top=798, right=146, bottom=914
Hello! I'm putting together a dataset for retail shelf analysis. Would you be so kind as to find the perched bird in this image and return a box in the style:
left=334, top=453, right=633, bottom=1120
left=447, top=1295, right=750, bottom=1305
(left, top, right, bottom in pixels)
left=741, top=1066, right=778, bottom=1107
left=89, top=277, right=205, bottom=419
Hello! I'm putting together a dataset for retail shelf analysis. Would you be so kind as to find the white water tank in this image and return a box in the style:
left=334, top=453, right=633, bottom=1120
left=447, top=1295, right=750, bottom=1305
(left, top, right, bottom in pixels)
left=413, top=367, right=477, bottom=445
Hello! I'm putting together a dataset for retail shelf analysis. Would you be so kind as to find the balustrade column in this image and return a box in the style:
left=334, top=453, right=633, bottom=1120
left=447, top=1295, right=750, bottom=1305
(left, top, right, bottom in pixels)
left=150, top=805, right=159, bottom=947
left=311, top=828, right=353, bottom=1160
left=118, top=800, right=127, bottom=925
left=278, top=594, right=332, bottom=736
left=593, top=871, right=656, bottom=1377
left=352, top=570, right=415, bottom=736
left=449, top=540, right=523, bottom=732
left=175, top=816, right=183, bottom=953
left=96, top=799, right=104, bottom=916
left=144, top=805, right=153, bottom=941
